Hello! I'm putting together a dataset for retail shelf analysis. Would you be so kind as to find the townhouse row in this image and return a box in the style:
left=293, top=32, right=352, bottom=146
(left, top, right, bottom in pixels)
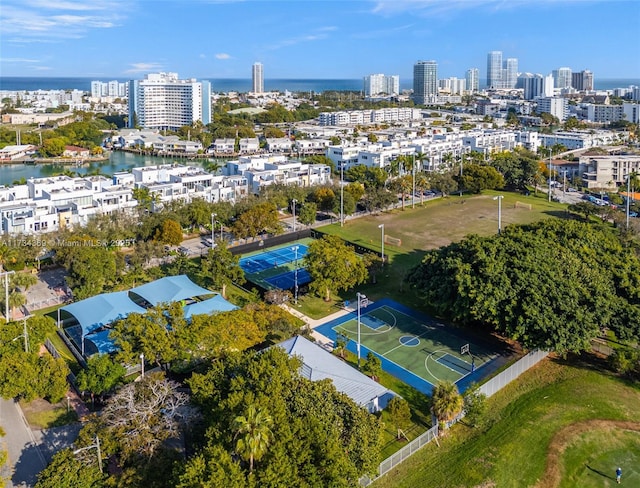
left=0, top=155, right=331, bottom=236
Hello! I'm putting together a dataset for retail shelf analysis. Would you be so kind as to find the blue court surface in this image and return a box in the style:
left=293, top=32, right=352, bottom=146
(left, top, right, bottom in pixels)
left=315, top=298, right=504, bottom=395
left=264, top=269, right=312, bottom=290
left=239, top=244, right=308, bottom=274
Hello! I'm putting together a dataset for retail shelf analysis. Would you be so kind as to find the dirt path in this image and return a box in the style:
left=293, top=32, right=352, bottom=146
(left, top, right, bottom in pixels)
left=536, top=419, right=640, bottom=487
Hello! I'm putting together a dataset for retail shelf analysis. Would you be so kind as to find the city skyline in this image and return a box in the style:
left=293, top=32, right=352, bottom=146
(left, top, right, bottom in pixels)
left=1, top=0, right=639, bottom=80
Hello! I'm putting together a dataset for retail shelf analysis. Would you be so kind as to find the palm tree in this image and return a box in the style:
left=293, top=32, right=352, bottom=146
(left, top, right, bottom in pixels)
left=233, top=405, right=273, bottom=472
left=431, top=380, right=464, bottom=432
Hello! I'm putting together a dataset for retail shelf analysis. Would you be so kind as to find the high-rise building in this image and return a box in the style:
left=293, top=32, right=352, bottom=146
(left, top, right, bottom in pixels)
left=439, top=77, right=466, bottom=95
left=127, top=72, right=211, bottom=130
left=252, top=62, right=264, bottom=94
left=91, top=80, right=127, bottom=98
left=572, top=70, right=594, bottom=91
left=487, top=51, right=518, bottom=89
left=487, top=51, right=503, bottom=89
left=553, top=67, right=573, bottom=89
left=521, top=73, right=545, bottom=100
left=363, top=74, right=400, bottom=96
left=505, top=58, right=518, bottom=89
left=412, top=60, right=438, bottom=105
left=466, top=68, right=479, bottom=93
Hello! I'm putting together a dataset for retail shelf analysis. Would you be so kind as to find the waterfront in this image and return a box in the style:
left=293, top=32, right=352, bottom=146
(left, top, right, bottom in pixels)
left=0, top=151, right=221, bottom=186
left=1, top=76, right=639, bottom=93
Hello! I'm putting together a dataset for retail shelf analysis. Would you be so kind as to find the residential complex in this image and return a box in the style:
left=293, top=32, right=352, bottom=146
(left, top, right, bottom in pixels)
left=363, top=74, right=400, bottom=97
left=127, top=72, right=211, bottom=130
left=0, top=154, right=331, bottom=236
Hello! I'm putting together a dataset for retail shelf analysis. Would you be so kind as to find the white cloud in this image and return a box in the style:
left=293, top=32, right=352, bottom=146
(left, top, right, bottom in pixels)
left=265, top=29, right=333, bottom=51
left=125, top=62, right=164, bottom=74
left=0, top=58, right=41, bottom=63
left=0, top=1, right=129, bottom=39
left=370, top=0, right=577, bottom=17
left=215, top=53, right=231, bottom=60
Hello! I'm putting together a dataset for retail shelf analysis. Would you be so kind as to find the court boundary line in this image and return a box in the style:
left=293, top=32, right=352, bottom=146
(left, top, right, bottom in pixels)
left=381, top=328, right=434, bottom=357
left=333, top=306, right=398, bottom=336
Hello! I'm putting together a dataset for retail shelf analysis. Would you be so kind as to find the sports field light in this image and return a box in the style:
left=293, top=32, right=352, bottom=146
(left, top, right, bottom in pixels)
left=378, top=223, right=385, bottom=266
left=292, top=199, right=297, bottom=232
left=356, top=292, right=367, bottom=368
left=493, top=195, right=504, bottom=234
left=291, top=245, right=299, bottom=304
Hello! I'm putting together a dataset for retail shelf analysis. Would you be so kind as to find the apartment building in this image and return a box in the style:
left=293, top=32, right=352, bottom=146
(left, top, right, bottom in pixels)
left=579, top=154, right=640, bottom=190
left=127, top=72, right=212, bottom=130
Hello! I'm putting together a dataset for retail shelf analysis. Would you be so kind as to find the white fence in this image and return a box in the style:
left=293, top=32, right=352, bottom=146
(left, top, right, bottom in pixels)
left=477, top=349, right=549, bottom=398
left=376, top=424, right=439, bottom=479
left=362, top=349, right=549, bottom=486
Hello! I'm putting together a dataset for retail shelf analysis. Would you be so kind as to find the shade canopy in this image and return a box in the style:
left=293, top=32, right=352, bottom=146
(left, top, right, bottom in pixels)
left=60, top=291, right=146, bottom=337
left=183, top=294, right=238, bottom=319
left=129, top=275, right=213, bottom=306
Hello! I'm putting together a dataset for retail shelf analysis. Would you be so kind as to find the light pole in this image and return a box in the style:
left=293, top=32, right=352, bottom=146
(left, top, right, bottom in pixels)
left=493, top=195, right=504, bottom=234
left=378, top=224, right=385, bottom=266
left=1, top=269, right=15, bottom=322
left=211, top=213, right=216, bottom=244
left=340, top=163, right=344, bottom=227
left=74, top=436, right=103, bottom=473
left=291, top=246, right=299, bottom=304
left=140, top=353, right=145, bottom=378
left=626, top=173, right=631, bottom=230
left=292, top=199, right=297, bottom=232
left=356, top=292, right=367, bottom=368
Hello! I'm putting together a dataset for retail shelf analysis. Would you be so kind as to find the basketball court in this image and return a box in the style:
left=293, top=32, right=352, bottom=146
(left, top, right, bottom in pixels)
left=315, top=298, right=502, bottom=395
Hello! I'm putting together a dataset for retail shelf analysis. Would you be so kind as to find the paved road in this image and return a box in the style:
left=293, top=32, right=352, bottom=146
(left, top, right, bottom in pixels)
left=0, top=398, right=46, bottom=488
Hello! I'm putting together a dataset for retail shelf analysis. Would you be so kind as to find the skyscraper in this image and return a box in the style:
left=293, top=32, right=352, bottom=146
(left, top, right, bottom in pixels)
left=487, top=51, right=503, bottom=89
left=465, top=68, right=479, bottom=93
left=553, top=67, right=572, bottom=89
left=505, top=58, right=518, bottom=89
left=252, top=62, right=264, bottom=94
left=487, top=51, right=519, bottom=89
left=412, top=60, right=438, bottom=105
left=572, top=70, right=594, bottom=91
left=363, top=74, right=400, bottom=96
left=128, top=72, right=211, bottom=130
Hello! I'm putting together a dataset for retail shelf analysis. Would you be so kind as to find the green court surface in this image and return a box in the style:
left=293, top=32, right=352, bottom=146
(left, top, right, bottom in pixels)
left=317, top=299, right=500, bottom=394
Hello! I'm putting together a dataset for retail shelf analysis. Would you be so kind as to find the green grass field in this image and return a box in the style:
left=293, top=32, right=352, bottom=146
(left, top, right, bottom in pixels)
left=372, top=355, right=640, bottom=488
left=317, top=191, right=569, bottom=311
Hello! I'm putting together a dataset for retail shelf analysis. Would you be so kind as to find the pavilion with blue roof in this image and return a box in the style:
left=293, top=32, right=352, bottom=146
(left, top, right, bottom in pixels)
left=59, top=275, right=238, bottom=355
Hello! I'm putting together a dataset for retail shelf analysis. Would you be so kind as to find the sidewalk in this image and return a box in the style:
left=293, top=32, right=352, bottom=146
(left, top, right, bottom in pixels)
left=280, top=302, right=357, bottom=349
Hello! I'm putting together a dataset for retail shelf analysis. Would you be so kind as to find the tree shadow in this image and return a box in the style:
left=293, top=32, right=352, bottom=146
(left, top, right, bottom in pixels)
left=586, top=464, right=615, bottom=481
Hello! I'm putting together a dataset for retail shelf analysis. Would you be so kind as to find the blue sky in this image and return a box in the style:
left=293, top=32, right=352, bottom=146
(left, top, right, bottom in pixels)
left=1, top=0, right=639, bottom=80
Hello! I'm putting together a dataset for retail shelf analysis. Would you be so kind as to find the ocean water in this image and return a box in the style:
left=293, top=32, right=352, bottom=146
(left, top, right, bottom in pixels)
left=1, top=76, right=638, bottom=93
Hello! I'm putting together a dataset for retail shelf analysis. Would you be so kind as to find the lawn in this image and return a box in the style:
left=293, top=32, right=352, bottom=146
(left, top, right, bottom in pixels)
left=313, top=190, right=569, bottom=311
left=372, top=355, right=640, bottom=488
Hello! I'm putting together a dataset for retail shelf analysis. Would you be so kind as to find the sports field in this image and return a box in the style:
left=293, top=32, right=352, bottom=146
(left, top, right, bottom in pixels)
left=240, top=239, right=313, bottom=291
left=316, top=298, right=502, bottom=395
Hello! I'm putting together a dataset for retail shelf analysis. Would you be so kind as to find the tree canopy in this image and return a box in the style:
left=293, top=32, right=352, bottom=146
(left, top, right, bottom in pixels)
left=183, top=347, right=382, bottom=486
left=408, top=219, right=640, bottom=354
left=304, top=235, right=368, bottom=301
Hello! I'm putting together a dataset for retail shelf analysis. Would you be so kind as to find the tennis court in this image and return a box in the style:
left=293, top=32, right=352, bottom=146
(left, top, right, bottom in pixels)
left=240, top=240, right=312, bottom=291
left=315, top=298, right=502, bottom=395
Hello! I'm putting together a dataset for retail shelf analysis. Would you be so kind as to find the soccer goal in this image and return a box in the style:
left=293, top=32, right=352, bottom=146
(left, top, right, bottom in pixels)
left=515, top=201, right=532, bottom=210
left=384, top=235, right=402, bottom=247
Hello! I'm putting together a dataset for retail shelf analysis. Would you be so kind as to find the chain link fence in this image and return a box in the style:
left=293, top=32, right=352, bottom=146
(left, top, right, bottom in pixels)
left=361, top=349, right=549, bottom=486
